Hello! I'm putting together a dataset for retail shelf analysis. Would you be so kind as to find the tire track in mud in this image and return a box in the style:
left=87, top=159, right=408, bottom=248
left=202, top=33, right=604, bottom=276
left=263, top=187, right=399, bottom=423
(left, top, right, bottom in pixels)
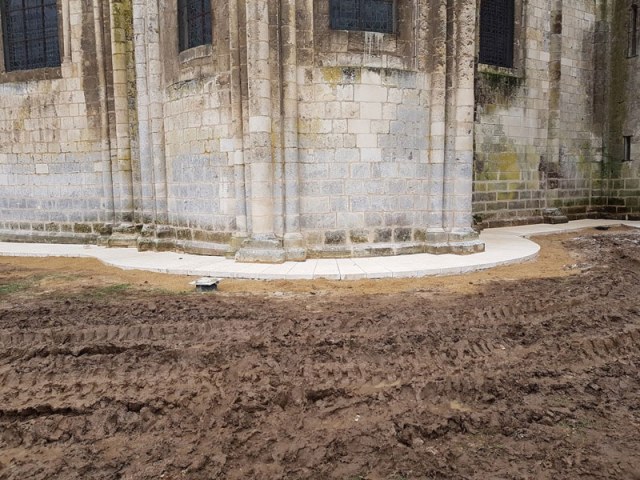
left=1, top=231, right=640, bottom=480
left=0, top=320, right=222, bottom=349
left=289, top=280, right=640, bottom=408
left=562, top=325, right=640, bottom=363
left=0, top=356, right=229, bottom=420
left=0, top=318, right=239, bottom=417
left=1, top=295, right=636, bottom=416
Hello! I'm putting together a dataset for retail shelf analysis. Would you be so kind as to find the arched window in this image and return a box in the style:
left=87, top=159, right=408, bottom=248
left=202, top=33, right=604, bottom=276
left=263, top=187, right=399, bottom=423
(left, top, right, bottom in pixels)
left=178, top=0, right=212, bottom=52
left=1, top=0, right=60, bottom=72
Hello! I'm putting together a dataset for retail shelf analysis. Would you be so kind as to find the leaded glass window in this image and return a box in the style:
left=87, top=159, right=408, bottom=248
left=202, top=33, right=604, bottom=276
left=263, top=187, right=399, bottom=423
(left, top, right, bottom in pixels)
left=1, top=0, right=60, bottom=72
left=479, top=0, right=515, bottom=68
left=178, top=0, right=212, bottom=52
left=330, top=0, right=395, bottom=34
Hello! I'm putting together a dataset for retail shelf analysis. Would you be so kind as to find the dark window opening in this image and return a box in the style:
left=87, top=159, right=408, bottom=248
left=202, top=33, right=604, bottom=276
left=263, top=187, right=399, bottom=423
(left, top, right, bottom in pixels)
left=330, top=0, right=395, bottom=34
left=479, top=0, right=515, bottom=68
left=623, top=136, right=632, bottom=162
left=178, top=0, right=212, bottom=52
left=629, top=4, right=638, bottom=57
left=1, top=0, right=60, bottom=72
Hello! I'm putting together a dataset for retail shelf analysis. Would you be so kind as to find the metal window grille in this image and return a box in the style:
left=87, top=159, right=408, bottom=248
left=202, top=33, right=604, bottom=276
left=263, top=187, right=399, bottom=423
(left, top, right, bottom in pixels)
left=629, top=4, right=638, bottom=57
left=1, top=0, right=60, bottom=72
left=178, top=0, right=212, bottom=52
left=479, top=0, right=514, bottom=68
left=330, top=0, right=395, bottom=34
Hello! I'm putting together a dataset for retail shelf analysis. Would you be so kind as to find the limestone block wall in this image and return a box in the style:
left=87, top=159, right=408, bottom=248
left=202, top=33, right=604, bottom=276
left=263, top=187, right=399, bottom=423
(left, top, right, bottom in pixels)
left=0, top=1, right=115, bottom=242
left=598, top=0, right=640, bottom=218
left=550, top=0, right=601, bottom=215
left=0, top=0, right=485, bottom=260
left=618, top=0, right=640, bottom=215
left=1, top=0, right=636, bottom=259
left=296, top=65, right=432, bottom=250
left=158, top=0, right=238, bottom=250
left=473, top=0, right=602, bottom=226
left=290, top=0, right=480, bottom=257
left=134, top=0, right=457, bottom=258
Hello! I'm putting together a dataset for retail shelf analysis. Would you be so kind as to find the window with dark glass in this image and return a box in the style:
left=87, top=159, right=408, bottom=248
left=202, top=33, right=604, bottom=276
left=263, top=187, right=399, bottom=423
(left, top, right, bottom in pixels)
left=629, top=4, right=638, bottom=57
left=178, top=0, right=212, bottom=52
left=1, top=0, right=60, bottom=72
left=624, top=136, right=632, bottom=162
left=330, top=0, right=395, bottom=34
left=479, top=0, right=515, bottom=68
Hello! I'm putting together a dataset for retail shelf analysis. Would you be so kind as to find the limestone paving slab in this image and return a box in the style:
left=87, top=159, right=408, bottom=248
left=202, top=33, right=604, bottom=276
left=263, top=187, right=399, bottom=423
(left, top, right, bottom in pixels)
left=349, top=257, right=395, bottom=279
left=284, top=260, right=318, bottom=280
left=335, top=259, right=367, bottom=280
left=0, top=220, right=638, bottom=280
left=312, top=259, right=341, bottom=280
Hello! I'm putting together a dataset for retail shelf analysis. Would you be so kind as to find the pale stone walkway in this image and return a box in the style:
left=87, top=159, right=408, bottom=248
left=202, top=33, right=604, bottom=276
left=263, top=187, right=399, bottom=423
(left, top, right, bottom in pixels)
left=1, top=220, right=638, bottom=280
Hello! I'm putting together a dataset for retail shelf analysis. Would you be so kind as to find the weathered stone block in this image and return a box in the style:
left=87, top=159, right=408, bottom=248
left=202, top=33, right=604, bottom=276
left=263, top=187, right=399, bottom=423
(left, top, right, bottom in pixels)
left=349, top=229, right=369, bottom=243
left=73, top=223, right=92, bottom=234
left=325, top=230, right=346, bottom=245
left=393, top=227, right=412, bottom=242
left=374, top=228, right=392, bottom=243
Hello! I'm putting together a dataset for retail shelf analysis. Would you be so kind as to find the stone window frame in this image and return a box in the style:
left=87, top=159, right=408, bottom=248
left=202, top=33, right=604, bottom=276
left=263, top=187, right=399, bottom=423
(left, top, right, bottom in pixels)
left=0, top=0, right=63, bottom=83
left=162, top=0, right=226, bottom=86
left=177, top=0, right=213, bottom=53
left=313, top=0, right=415, bottom=69
left=476, top=0, right=524, bottom=78
left=629, top=2, right=638, bottom=58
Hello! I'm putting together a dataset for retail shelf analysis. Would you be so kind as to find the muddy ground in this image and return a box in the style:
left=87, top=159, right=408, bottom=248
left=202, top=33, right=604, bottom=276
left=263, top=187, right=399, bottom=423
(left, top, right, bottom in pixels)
left=0, top=227, right=639, bottom=479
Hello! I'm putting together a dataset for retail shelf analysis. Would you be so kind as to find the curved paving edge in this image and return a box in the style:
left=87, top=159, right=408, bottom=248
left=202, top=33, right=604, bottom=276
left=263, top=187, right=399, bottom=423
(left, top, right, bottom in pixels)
left=0, top=220, right=638, bottom=280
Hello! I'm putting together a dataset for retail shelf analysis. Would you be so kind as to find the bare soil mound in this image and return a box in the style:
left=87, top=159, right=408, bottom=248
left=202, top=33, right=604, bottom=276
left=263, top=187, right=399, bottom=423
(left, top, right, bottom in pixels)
left=1, top=229, right=639, bottom=479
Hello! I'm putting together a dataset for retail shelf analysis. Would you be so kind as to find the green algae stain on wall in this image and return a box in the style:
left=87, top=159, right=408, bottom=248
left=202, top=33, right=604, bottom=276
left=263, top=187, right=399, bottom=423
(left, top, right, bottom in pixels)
left=605, top=0, right=628, bottom=166
left=476, top=70, right=524, bottom=106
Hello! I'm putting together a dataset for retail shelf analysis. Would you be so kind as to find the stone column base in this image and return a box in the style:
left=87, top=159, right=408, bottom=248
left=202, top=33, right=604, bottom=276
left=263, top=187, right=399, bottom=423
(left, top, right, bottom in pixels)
left=445, top=229, right=485, bottom=254
left=107, top=223, right=140, bottom=248
left=284, top=233, right=307, bottom=262
left=235, top=234, right=286, bottom=264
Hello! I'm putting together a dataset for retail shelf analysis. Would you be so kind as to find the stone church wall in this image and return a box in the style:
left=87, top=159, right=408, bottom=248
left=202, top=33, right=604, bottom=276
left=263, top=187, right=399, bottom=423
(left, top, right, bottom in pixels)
left=473, top=0, right=602, bottom=227
left=599, top=0, right=640, bottom=217
left=158, top=0, right=238, bottom=252
left=0, top=0, right=637, bottom=260
left=0, top=1, right=113, bottom=242
left=297, top=0, right=432, bottom=252
left=142, top=0, right=482, bottom=260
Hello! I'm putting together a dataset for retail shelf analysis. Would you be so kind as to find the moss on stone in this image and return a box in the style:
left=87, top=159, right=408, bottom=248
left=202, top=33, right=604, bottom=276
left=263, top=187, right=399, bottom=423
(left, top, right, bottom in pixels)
left=476, top=70, right=524, bottom=105
left=321, top=67, right=360, bottom=85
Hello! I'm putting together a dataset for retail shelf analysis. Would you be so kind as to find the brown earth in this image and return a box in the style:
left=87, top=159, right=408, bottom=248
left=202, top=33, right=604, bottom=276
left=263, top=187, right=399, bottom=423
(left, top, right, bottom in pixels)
left=0, top=227, right=639, bottom=479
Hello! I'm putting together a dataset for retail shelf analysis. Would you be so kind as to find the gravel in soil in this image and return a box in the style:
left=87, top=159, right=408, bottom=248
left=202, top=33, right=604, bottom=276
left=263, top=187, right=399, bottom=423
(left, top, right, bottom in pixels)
left=0, top=228, right=639, bottom=479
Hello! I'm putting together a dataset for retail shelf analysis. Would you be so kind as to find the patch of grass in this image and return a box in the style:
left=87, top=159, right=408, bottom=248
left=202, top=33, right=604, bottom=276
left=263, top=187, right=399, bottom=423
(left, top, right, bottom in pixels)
left=0, top=281, right=30, bottom=295
left=92, top=283, right=132, bottom=297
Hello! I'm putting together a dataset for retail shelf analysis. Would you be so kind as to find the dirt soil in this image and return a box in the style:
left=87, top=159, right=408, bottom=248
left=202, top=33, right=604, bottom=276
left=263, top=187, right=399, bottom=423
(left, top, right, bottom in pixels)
left=0, top=227, right=639, bottom=479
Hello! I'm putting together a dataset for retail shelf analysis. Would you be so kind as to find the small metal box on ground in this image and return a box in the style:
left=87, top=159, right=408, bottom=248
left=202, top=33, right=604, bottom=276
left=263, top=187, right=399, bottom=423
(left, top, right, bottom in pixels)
left=195, top=277, right=220, bottom=292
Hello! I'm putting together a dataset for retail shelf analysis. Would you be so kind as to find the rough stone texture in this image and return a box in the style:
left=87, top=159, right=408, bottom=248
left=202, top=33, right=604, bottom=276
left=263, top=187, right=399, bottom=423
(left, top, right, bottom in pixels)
left=598, top=0, right=640, bottom=219
left=0, top=0, right=637, bottom=259
left=473, top=0, right=606, bottom=227
left=473, top=0, right=640, bottom=228
left=0, top=1, right=111, bottom=233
